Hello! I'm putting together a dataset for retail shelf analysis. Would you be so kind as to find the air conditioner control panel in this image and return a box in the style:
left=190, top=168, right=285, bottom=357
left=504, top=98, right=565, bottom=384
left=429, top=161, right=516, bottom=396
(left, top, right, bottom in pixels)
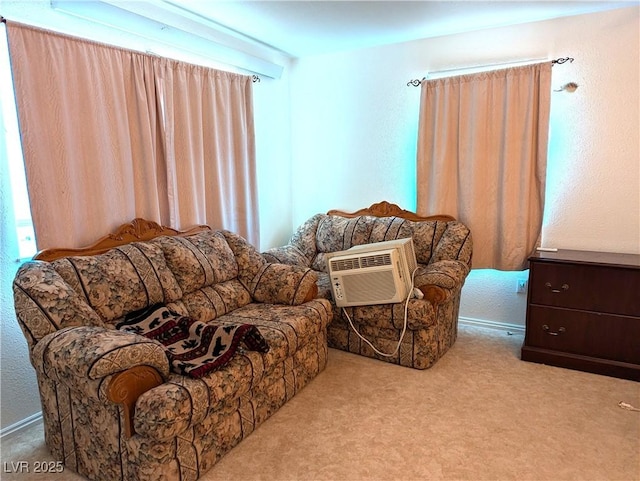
left=331, top=277, right=344, bottom=301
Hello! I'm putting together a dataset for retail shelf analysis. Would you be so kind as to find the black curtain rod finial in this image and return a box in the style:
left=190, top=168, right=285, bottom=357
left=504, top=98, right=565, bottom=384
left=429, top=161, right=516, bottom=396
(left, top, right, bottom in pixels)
left=407, top=78, right=423, bottom=87
left=552, top=57, right=574, bottom=66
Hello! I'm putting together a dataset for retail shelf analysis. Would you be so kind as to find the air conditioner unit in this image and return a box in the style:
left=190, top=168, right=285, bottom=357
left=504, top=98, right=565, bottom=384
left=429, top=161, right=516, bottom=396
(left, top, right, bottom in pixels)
left=327, top=238, right=417, bottom=307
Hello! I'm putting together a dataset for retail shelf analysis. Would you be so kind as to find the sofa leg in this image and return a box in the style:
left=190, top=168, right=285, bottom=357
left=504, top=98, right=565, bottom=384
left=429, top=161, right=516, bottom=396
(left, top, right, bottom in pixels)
left=107, top=365, right=164, bottom=438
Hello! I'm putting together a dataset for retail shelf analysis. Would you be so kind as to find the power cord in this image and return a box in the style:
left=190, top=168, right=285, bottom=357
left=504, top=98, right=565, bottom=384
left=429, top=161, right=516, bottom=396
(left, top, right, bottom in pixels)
left=341, top=268, right=418, bottom=358
left=618, top=401, right=640, bottom=412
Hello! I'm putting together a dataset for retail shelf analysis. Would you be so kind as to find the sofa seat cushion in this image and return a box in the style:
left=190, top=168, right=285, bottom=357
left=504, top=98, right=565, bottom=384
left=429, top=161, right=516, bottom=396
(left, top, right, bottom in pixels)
left=117, top=304, right=270, bottom=379
left=51, top=242, right=183, bottom=323
left=218, top=300, right=332, bottom=368
left=132, top=298, right=332, bottom=440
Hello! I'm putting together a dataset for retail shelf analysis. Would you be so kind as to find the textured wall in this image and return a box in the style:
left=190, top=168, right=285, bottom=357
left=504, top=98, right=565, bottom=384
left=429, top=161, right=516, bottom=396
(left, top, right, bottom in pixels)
left=0, top=109, right=42, bottom=432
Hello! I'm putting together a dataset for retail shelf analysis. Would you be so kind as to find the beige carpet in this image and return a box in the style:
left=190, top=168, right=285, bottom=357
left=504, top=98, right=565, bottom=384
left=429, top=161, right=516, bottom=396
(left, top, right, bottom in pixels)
left=2, top=324, right=639, bottom=481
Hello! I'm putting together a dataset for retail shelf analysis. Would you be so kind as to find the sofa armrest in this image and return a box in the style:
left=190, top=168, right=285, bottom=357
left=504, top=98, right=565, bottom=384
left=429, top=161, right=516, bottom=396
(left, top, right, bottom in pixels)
left=262, top=245, right=310, bottom=267
left=133, top=379, right=207, bottom=441
left=261, top=213, right=323, bottom=267
left=32, top=326, right=170, bottom=438
left=414, top=260, right=470, bottom=305
left=32, top=326, right=170, bottom=384
left=249, top=264, right=319, bottom=305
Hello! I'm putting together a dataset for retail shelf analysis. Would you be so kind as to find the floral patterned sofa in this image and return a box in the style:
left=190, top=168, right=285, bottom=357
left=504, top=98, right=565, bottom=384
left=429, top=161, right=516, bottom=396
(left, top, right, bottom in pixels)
left=12, top=219, right=332, bottom=481
left=263, top=201, right=473, bottom=370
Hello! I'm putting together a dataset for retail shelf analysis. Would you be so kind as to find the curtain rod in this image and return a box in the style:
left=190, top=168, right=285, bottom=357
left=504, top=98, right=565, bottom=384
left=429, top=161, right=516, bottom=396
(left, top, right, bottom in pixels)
left=2, top=16, right=262, bottom=83
left=407, top=56, right=574, bottom=86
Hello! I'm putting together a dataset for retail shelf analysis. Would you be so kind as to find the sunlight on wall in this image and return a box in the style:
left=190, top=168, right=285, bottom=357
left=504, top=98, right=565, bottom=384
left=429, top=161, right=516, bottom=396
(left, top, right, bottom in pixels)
left=0, top=25, right=36, bottom=259
left=460, top=269, right=529, bottom=327
left=541, top=60, right=581, bottom=248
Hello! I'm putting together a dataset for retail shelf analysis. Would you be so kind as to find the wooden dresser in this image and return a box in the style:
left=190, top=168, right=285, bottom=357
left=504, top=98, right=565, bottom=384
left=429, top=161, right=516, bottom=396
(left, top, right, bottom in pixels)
left=521, top=249, right=640, bottom=381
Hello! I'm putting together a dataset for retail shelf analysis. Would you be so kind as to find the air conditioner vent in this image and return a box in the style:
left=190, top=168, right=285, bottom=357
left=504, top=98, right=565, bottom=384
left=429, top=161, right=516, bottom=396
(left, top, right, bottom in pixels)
left=331, top=258, right=360, bottom=271
left=330, top=253, right=393, bottom=271
left=359, top=253, right=392, bottom=268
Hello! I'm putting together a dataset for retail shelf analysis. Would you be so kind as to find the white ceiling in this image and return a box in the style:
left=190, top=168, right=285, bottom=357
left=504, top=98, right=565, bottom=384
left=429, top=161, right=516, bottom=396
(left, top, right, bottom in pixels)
left=164, top=0, right=635, bottom=57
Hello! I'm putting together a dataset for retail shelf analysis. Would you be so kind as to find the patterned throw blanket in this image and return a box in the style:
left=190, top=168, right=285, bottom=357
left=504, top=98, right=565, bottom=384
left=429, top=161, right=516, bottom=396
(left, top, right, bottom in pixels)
left=117, top=305, right=269, bottom=378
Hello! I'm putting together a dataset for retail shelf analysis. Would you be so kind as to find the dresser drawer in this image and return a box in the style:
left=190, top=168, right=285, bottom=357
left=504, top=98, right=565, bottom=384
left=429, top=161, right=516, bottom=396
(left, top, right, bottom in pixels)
left=526, top=306, right=640, bottom=364
left=529, top=263, right=640, bottom=316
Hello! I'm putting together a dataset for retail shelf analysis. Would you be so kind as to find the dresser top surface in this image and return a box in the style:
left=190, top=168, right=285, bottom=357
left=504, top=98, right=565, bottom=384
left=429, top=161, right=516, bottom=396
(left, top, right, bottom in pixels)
left=529, top=249, right=640, bottom=268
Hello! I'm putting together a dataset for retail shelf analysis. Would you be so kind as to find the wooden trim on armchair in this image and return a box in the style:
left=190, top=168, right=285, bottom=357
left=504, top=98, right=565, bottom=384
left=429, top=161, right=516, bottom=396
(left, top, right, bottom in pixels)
left=107, top=365, right=164, bottom=439
left=33, top=218, right=211, bottom=261
left=327, top=201, right=455, bottom=222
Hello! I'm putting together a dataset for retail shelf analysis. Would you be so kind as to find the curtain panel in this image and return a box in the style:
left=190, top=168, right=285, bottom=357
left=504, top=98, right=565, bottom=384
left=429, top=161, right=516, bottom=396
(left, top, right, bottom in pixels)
left=156, top=60, right=258, bottom=243
left=416, top=63, right=552, bottom=270
left=6, top=22, right=258, bottom=249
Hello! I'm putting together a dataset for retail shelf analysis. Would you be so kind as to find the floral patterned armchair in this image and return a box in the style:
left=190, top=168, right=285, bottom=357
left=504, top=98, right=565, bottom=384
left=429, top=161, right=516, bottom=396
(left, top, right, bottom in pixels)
left=13, top=219, right=331, bottom=481
left=263, top=201, right=473, bottom=369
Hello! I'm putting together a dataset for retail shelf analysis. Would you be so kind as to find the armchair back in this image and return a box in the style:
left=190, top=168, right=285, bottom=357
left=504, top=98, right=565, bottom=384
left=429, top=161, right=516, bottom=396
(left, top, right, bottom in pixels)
left=265, top=201, right=472, bottom=273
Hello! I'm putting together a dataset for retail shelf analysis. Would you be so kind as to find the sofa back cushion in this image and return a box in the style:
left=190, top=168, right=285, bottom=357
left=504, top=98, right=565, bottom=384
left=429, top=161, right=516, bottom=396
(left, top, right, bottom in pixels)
left=52, top=242, right=183, bottom=324
left=174, top=280, right=253, bottom=323
left=13, top=261, right=106, bottom=349
left=152, top=231, right=239, bottom=295
left=312, top=215, right=452, bottom=271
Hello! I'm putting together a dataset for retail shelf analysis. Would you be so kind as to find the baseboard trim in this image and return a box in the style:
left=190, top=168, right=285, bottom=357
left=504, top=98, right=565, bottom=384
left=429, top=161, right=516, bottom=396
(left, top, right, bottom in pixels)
left=0, top=411, right=42, bottom=439
left=459, top=316, right=525, bottom=334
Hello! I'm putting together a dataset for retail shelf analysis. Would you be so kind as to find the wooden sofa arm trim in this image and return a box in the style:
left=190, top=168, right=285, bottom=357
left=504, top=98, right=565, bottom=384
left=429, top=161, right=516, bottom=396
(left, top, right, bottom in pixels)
left=107, top=365, right=164, bottom=438
left=418, top=285, right=447, bottom=305
left=303, top=283, right=319, bottom=303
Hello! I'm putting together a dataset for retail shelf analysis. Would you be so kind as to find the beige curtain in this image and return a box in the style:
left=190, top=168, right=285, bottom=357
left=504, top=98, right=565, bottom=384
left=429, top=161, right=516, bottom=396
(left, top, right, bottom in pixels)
left=416, top=63, right=552, bottom=270
left=6, top=23, right=164, bottom=248
left=6, top=22, right=258, bottom=249
left=156, top=60, right=258, bottom=244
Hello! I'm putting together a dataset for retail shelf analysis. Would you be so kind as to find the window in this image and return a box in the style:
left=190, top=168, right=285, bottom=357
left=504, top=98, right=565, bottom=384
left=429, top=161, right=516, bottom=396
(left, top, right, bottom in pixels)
left=1, top=23, right=37, bottom=260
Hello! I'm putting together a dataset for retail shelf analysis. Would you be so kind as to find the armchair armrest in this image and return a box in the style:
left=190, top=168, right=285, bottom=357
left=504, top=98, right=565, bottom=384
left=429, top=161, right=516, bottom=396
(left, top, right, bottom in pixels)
left=414, top=260, right=470, bottom=305
left=249, top=264, right=318, bottom=305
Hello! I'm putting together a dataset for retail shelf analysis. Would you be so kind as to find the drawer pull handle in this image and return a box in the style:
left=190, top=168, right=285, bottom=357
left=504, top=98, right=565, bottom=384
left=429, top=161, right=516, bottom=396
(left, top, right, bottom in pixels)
left=542, top=324, right=566, bottom=336
left=545, top=282, right=569, bottom=293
